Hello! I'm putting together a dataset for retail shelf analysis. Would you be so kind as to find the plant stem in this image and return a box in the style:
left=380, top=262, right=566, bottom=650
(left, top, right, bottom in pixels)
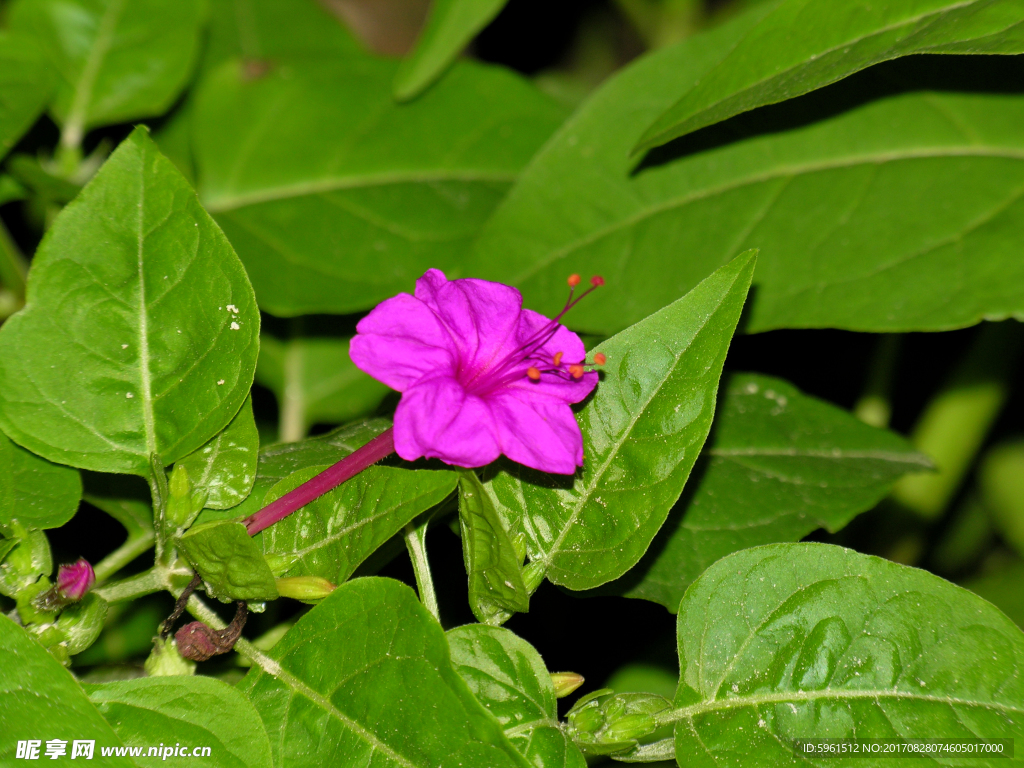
left=404, top=519, right=439, bottom=622
left=0, top=215, right=28, bottom=303
left=148, top=455, right=173, bottom=567
left=854, top=334, right=902, bottom=428
left=279, top=321, right=307, bottom=443
left=891, top=322, right=1024, bottom=520
left=244, top=427, right=395, bottom=535
left=92, top=532, right=155, bottom=584
left=94, top=567, right=164, bottom=603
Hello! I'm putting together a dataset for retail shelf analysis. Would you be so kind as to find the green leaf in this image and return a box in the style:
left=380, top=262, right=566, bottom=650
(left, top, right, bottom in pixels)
left=0, top=31, right=55, bottom=161
left=178, top=520, right=278, bottom=601
left=979, top=439, right=1024, bottom=556
left=255, top=334, right=389, bottom=441
left=193, top=55, right=566, bottom=316
left=394, top=0, right=510, bottom=100
left=635, top=0, right=1024, bottom=153
left=671, top=542, right=1024, bottom=767
left=0, top=430, right=81, bottom=531
left=0, top=174, right=29, bottom=206
left=0, top=613, right=133, bottom=765
left=239, top=577, right=532, bottom=767
left=605, top=374, right=931, bottom=610
left=257, top=464, right=457, bottom=584
left=448, top=624, right=587, bottom=768
left=458, top=471, right=529, bottom=625
left=87, top=676, right=273, bottom=768
left=8, top=0, right=204, bottom=142
left=176, top=396, right=258, bottom=511
left=487, top=253, right=755, bottom=590
left=0, top=127, right=260, bottom=475
left=471, top=24, right=1024, bottom=334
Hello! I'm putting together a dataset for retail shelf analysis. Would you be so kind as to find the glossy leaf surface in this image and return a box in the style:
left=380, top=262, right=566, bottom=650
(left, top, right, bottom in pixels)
left=394, top=0, right=510, bottom=100
left=471, top=21, right=1024, bottom=334
left=194, top=56, right=566, bottom=316
left=458, top=471, right=529, bottom=626
left=448, top=624, right=587, bottom=768
left=636, top=0, right=1024, bottom=152
left=487, top=253, right=754, bottom=590
left=8, top=0, right=204, bottom=136
left=0, top=128, right=259, bottom=475
left=177, top=396, right=259, bottom=510
left=672, top=543, right=1024, bottom=767
left=0, top=430, right=81, bottom=531
left=239, top=577, right=532, bottom=767
left=0, top=31, right=55, bottom=160
left=179, top=520, right=278, bottom=601
left=87, top=676, right=273, bottom=768
left=607, top=374, right=930, bottom=610
left=0, top=613, right=132, bottom=765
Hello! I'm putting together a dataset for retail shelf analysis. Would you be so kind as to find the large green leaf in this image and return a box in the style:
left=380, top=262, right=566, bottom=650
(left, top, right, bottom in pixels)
left=193, top=55, right=566, bottom=316
left=0, top=31, right=55, bottom=160
left=394, top=0, right=510, bottom=100
left=486, top=253, right=754, bottom=590
left=0, top=613, right=133, bottom=766
left=256, top=334, right=388, bottom=441
left=0, top=430, right=81, bottom=531
left=0, top=128, right=259, bottom=475
left=179, top=520, right=278, bottom=601
left=606, top=374, right=931, bottom=610
left=256, top=464, right=457, bottom=585
left=671, top=543, right=1024, bottom=767
left=8, top=0, right=204, bottom=142
left=470, top=21, right=1024, bottom=335
left=635, top=0, right=1024, bottom=153
left=458, top=471, right=529, bottom=626
left=176, top=395, right=258, bottom=510
left=87, top=676, right=273, bottom=768
left=239, top=577, right=532, bottom=767
left=448, top=624, right=587, bottom=768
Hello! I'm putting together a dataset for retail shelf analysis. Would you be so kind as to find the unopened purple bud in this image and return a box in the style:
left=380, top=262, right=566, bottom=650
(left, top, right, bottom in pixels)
left=56, top=558, right=95, bottom=601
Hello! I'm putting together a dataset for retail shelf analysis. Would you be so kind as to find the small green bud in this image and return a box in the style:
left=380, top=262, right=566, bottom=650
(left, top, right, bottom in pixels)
left=522, top=561, right=545, bottom=593
left=57, top=593, right=108, bottom=655
left=569, top=703, right=606, bottom=735
left=275, top=576, right=336, bottom=602
left=145, top=636, right=196, bottom=677
left=603, top=713, right=657, bottom=743
left=511, top=533, right=527, bottom=564
left=167, top=465, right=206, bottom=530
left=550, top=671, right=585, bottom=698
left=16, top=576, right=57, bottom=625
left=567, top=692, right=672, bottom=756
left=0, top=525, right=52, bottom=597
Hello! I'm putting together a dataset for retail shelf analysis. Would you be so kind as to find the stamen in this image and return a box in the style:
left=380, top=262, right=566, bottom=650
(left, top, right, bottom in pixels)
left=527, top=367, right=541, bottom=381
left=568, top=274, right=581, bottom=287
left=569, top=364, right=584, bottom=379
left=553, top=351, right=564, bottom=366
left=594, top=352, right=606, bottom=365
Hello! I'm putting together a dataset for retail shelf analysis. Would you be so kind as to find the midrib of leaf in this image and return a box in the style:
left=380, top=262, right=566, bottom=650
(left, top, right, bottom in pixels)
left=539, top=270, right=742, bottom=569
left=709, top=446, right=931, bottom=464
left=202, top=169, right=519, bottom=211
left=641, top=0, right=984, bottom=148
left=135, top=164, right=156, bottom=460
left=510, top=145, right=1024, bottom=285
left=60, top=0, right=127, bottom=149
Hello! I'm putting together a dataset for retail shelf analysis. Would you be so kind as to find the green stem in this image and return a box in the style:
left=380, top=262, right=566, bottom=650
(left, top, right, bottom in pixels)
left=854, top=334, right=902, bottom=429
left=94, top=567, right=163, bottom=603
left=148, top=455, right=172, bottom=567
left=404, top=520, right=439, bottom=622
left=0, top=215, right=28, bottom=303
left=92, top=532, right=155, bottom=584
left=279, top=320, right=307, bottom=443
left=892, top=322, right=1024, bottom=520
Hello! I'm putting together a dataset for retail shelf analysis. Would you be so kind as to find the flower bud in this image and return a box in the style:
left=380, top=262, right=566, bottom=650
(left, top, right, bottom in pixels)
left=275, top=576, right=336, bottom=602
left=567, top=691, right=672, bottom=756
left=550, top=672, right=585, bottom=699
left=521, top=561, right=545, bottom=593
left=145, top=636, right=196, bottom=677
left=56, top=557, right=95, bottom=601
left=603, top=713, right=657, bottom=743
left=167, top=465, right=207, bottom=531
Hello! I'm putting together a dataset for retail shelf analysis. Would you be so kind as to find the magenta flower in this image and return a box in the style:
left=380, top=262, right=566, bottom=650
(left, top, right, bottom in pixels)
left=56, top=558, right=95, bottom=601
left=350, top=269, right=600, bottom=474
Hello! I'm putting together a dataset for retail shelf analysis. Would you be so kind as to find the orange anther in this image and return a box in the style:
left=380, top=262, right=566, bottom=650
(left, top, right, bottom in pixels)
left=569, top=364, right=584, bottom=379
left=593, top=352, right=606, bottom=365
left=568, top=274, right=581, bottom=287
left=590, top=275, right=605, bottom=287
left=553, top=351, right=564, bottom=366
left=527, top=367, right=541, bottom=381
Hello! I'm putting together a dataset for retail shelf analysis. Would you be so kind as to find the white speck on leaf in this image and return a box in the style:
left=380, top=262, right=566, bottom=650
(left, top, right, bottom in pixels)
left=227, top=304, right=239, bottom=314
left=121, top=344, right=128, bottom=349
left=217, top=379, right=225, bottom=385
left=126, top=393, right=133, bottom=399
left=230, top=322, right=240, bottom=330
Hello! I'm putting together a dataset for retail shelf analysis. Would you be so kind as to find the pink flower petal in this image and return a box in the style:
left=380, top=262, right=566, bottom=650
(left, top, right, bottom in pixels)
left=489, top=391, right=585, bottom=474
left=350, top=293, right=457, bottom=392
left=393, top=375, right=501, bottom=467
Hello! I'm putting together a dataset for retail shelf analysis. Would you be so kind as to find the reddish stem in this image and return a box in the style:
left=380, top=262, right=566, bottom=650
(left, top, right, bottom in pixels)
left=244, top=427, right=396, bottom=536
